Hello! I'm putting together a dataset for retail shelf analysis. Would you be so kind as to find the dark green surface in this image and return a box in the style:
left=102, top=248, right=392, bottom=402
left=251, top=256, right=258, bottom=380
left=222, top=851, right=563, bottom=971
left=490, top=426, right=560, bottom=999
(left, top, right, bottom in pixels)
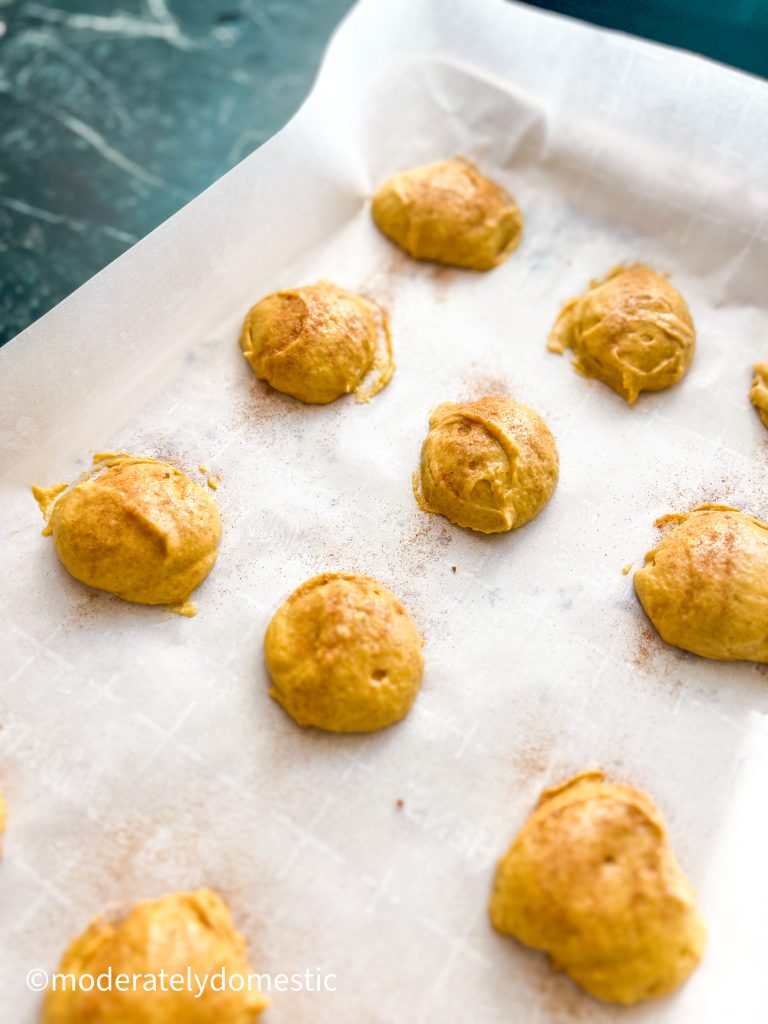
left=523, top=0, right=768, bottom=79
left=0, top=0, right=356, bottom=345
left=1, top=0, right=766, bottom=346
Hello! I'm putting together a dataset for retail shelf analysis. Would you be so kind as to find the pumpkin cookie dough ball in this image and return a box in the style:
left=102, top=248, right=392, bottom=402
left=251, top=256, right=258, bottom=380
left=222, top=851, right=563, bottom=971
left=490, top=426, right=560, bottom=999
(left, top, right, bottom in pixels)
left=634, top=504, right=768, bottom=663
left=33, top=455, right=221, bottom=615
left=415, top=396, right=558, bottom=534
left=372, top=157, right=523, bottom=271
left=42, top=889, right=269, bottom=1023
left=490, top=771, right=706, bottom=1005
left=239, top=281, right=393, bottom=404
left=265, top=573, right=424, bottom=733
left=548, top=264, right=695, bottom=404
left=749, top=363, right=768, bottom=429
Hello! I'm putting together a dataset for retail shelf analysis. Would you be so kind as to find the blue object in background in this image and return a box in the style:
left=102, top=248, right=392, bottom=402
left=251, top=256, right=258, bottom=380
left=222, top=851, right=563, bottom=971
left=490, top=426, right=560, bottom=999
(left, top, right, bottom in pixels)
left=0, top=0, right=766, bottom=346
left=522, top=0, right=768, bottom=79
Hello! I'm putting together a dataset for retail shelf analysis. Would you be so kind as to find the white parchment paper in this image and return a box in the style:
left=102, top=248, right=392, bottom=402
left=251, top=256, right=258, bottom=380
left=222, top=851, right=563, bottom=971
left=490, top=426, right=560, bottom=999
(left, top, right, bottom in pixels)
left=2, top=0, right=768, bottom=1020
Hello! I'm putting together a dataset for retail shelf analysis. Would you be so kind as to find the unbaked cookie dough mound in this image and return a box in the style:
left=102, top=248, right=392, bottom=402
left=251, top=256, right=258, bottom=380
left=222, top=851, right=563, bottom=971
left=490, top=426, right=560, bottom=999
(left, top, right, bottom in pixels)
left=548, top=264, right=695, bottom=404
left=634, top=504, right=768, bottom=663
left=239, top=281, right=393, bottom=404
left=33, top=455, right=221, bottom=615
left=415, top=396, right=559, bottom=534
left=749, top=363, right=768, bottom=428
left=42, top=890, right=269, bottom=1023
left=489, top=771, right=706, bottom=1006
left=372, top=157, right=523, bottom=271
left=265, top=573, right=424, bottom=733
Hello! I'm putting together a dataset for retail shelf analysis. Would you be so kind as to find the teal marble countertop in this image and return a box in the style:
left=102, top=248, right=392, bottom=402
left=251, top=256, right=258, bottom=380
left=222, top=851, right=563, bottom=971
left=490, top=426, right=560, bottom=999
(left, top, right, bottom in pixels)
left=526, top=1, right=768, bottom=81
left=1, top=0, right=766, bottom=346
left=0, top=0, right=356, bottom=345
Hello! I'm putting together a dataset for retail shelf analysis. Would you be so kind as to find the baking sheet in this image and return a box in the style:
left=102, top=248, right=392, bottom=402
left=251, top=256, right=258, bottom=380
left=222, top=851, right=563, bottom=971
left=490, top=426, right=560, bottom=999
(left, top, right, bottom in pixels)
left=2, top=0, right=768, bottom=1019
